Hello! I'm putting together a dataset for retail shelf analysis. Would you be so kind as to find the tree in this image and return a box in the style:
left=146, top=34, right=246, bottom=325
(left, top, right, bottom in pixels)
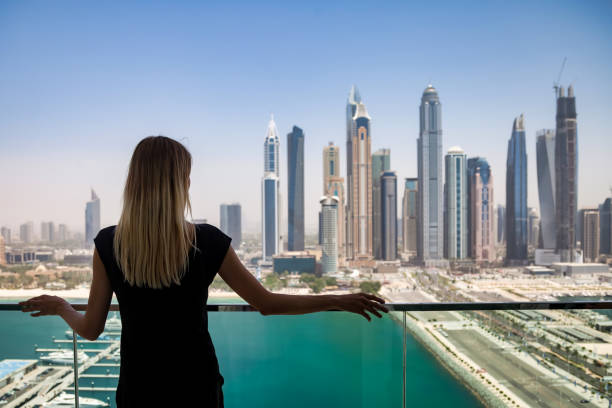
left=359, top=281, right=381, bottom=294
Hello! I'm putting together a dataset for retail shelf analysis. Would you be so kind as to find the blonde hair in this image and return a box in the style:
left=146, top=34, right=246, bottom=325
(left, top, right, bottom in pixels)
left=114, top=136, right=196, bottom=288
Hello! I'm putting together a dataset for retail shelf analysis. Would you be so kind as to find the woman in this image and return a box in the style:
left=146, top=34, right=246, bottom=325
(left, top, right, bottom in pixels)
left=19, top=136, right=389, bottom=407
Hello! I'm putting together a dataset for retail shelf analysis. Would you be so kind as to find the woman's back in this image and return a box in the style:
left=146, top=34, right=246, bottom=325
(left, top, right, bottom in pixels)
left=94, top=223, right=231, bottom=407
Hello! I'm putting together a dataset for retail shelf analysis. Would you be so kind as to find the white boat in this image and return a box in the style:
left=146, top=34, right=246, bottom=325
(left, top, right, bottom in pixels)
left=108, top=348, right=120, bottom=361
left=40, top=350, right=89, bottom=365
left=43, top=392, right=109, bottom=407
left=64, top=330, right=110, bottom=340
left=105, top=313, right=122, bottom=331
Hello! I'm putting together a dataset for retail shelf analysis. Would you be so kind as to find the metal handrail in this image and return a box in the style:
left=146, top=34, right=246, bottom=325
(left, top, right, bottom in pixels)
left=3, top=300, right=612, bottom=312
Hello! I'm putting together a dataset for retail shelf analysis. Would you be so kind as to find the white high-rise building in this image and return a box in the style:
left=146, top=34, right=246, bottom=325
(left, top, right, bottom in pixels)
left=444, top=147, right=468, bottom=260
left=320, top=196, right=339, bottom=274
left=262, top=116, right=280, bottom=260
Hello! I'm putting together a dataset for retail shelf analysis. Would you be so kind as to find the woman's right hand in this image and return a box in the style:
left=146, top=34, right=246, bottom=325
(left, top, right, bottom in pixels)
left=335, top=293, right=389, bottom=322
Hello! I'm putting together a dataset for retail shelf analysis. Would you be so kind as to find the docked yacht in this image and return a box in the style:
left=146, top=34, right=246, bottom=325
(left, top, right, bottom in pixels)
left=64, top=330, right=110, bottom=341
left=43, top=392, right=108, bottom=407
left=108, top=348, right=121, bottom=361
left=40, top=350, right=89, bottom=365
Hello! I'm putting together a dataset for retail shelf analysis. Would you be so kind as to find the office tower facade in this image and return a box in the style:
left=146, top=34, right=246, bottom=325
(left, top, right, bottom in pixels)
left=58, top=224, right=68, bottom=242
left=582, top=209, right=600, bottom=262
left=468, top=158, right=495, bottom=262
left=41, top=222, right=50, bottom=242
left=323, top=143, right=345, bottom=260
left=320, top=196, right=339, bottom=274
left=528, top=208, right=540, bottom=247
left=505, top=115, right=528, bottom=263
left=85, top=189, right=101, bottom=247
left=402, top=179, right=418, bottom=255
left=555, top=86, right=578, bottom=262
left=372, top=149, right=391, bottom=259
left=345, top=85, right=362, bottom=260
left=536, top=129, right=556, bottom=249
left=287, top=126, right=305, bottom=251
left=444, top=147, right=468, bottom=260
left=1, top=227, right=11, bottom=244
left=19, top=222, right=33, bottom=244
left=417, top=85, right=444, bottom=263
left=262, top=174, right=279, bottom=260
left=381, top=171, right=397, bottom=260
left=0, top=236, right=5, bottom=265
left=600, top=198, right=612, bottom=255
left=496, top=205, right=506, bottom=244
left=264, top=116, right=280, bottom=177
left=220, top=203, right=242, bottom=250
left=348, top=99, right=373, bottom=260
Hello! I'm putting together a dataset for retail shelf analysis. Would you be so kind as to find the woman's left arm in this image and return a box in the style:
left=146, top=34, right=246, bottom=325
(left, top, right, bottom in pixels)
left=19, top=248, right=113, bottom=341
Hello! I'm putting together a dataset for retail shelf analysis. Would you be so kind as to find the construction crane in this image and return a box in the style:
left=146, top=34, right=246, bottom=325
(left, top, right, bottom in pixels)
left=553, top=57, right=567, bottom=98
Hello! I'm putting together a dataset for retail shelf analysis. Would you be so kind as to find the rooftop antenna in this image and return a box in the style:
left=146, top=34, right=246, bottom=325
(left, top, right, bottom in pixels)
left=553, top=57, right=567, bottom=98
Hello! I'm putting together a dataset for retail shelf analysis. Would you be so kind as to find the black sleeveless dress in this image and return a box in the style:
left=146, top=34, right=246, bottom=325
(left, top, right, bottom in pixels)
left=93, top=223, right=231, bottom=407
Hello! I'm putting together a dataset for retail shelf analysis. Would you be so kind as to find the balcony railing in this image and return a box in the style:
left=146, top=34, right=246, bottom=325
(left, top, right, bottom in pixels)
left=2, top=301, right=612, bottom=408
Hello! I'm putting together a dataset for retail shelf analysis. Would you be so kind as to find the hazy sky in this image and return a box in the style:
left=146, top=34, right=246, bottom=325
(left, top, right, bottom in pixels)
left=1, top=0, right=611, bottom=235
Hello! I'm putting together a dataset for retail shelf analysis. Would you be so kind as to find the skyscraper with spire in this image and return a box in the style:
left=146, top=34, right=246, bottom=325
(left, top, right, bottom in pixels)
left=346, top=86, right=373, bottom=261
left=345, top=85, right=361, bottom=260
left=262, top=116, right=280, bottom=259
left=85, top=189, right=100, bottom=247
left=555, top=85, right=578, bottom=262
left=505, top=115, right=528, bottom=263
left=417, top=85, right=444, bottom=264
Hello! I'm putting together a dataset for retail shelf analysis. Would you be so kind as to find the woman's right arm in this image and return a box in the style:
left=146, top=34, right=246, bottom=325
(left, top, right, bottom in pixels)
left=217, top=247, right=389, bottom=321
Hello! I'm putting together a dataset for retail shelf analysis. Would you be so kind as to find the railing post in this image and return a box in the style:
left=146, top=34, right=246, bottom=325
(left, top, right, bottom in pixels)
left=72, top=330, right=80, bottom=408
left=402, top=311, right=406, bottom=408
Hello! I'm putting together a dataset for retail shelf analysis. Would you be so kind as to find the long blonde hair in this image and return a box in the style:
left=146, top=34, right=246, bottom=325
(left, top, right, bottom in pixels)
left=114, top=136, right=196, bottom=288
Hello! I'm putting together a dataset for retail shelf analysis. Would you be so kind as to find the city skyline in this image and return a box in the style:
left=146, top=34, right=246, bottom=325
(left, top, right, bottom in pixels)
left=1, top=1, right=611, bottom=235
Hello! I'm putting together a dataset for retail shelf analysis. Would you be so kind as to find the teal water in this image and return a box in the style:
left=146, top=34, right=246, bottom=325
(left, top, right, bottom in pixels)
left=0, top=298, right=481, bottom=407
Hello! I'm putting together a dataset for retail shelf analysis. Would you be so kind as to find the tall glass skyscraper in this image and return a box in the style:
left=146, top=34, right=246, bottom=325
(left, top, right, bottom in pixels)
left=262, top=174, right=279, bottom=260
left=345, top=85, right=361, bottom=260
left=381, top=171, right=397, bottom=261
left=505, top=115, right=528, bottom=263
left=262, top=116, right=280, bottom=260
left=536, top=129, right=556, bottom=249
left=444, top=147, right=468, bottom=260
left=372, top=148, right=391, bottom=259
left=468, top=157, right=495, bottom=263
left=599, top=198, right=611, bottom=255
left=402, top=178, right=418, bottom=255
left=220, top=203, right=242, bottom=250
left=323, top=143, right=345, bottom=261
left=320, top=196, right=339, bottom=274
left=85, top=189, right=100, bottom=247
left=417, top=85, right=444, bottom=263
left=555, top=85, right=578, bottom=262
left=496, top=205, right=505, bottom=244
left=287, top=126, right=305, bottom=251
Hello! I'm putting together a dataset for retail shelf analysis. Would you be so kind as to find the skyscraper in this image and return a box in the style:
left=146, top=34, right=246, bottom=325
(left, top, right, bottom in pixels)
left=347, top=97, right=373, bottom=261
left=345, top=85, right=361, bottom=260
left=262, top=116, right=280, bottom=260
left=323, top=143, right=345, bottom=261
left=536, top=129, right=556, bottom=249
left=372, top=148, right=391, bottom=259
left=262, top=174, right=279, bottom=260
left=528, top=208, right=540, bottom=247
left=58, top=224, right=69, bottom=242
left=505, top=115, right=528, bottom=264
left=320, top=196, right=339, bottom=274
left=555, top=85, right=578, bottom=262
left=41, top=222, right=50, bottom=242
left=85, top=189, right=101, bottom=247
left=468, top=157, right=495, bottom=263
left=496, top=205, right=505, bottom=244
left=0, top=236, right=5, bottom=266
left=582, top=209, right=600, bottom=262
left=287, top=126, right=305, bottom=251
left=0, top=227, right=11, bottom=244
left=417, top=85, right=444, bottom=264
left=402, top=179, right=418, bottom=255
left=600, top=198, right=612, bottom=255
left=444, top=147, right=468, bottom=260
left=381, top=171, right=397, bottom=261
left=19, top=222, right=33, bottom=244
left=220, top=203, right=242, bottom=250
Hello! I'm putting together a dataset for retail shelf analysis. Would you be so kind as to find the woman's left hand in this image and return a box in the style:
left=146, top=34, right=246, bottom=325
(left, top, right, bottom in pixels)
left=19, top=295, right=69, bottom=317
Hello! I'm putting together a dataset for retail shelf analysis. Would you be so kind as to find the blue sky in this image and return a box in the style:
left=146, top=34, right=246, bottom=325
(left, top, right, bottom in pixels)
left=1, top=0, right=611, bottom=234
